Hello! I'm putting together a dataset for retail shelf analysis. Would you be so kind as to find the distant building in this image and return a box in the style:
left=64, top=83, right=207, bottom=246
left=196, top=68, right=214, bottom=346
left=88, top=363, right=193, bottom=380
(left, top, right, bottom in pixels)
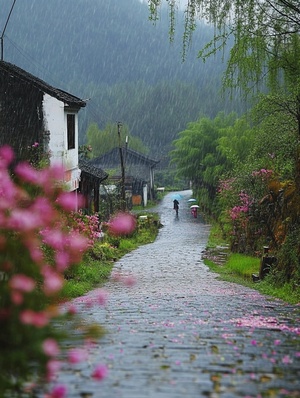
left=90, top=147, right=160, bottom=206
left=78, top=158, right=108, bottom=213
left=0, top=60, right=86, bottom=192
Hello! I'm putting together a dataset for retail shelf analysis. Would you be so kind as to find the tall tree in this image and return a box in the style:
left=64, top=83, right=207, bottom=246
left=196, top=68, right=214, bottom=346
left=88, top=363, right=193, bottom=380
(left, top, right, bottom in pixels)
left=149, top=1, right=300, bottom=90
left=86, top=122, right=148, bottom=158
left=170, top=112, right=242, bottom=212
left=152, top=0, right=300, bottom=187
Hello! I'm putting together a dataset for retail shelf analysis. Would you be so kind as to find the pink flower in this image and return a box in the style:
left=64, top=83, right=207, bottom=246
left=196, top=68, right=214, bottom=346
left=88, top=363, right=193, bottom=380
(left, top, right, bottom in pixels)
left=46, top=360, right=62, bottom=381
left=92, top=364, right=108, bottom=381
left=55, top=251, right=70, bottom=271
left=26, top=243, right=44, bottom=264
left=11, top=290, right=24, bottom=305
left=96, top=289, right=108, bottom=306
left=42, top=267, right=64, bottom=295
left=282, top=355, right=293, bottom=364
left=42, top=338, right=60, bottom=357
left=56, top=192, right=78, bottom=212
left=108, top=212, right=136, bottom=236
left=68, top=348, right=87, bottom=364
left=9, top=209, right=42, bottom=231
left=67, top=232, right=89, bottom=254
left=14, top=162, right=40, bottom=184
left=0, top=145, right=14, bottom=166
left=31, top=197, right=55, bottom=223
left=20, top=309, right=49, bottom=327
left=47, top=164, right=65, bottom=182
left=41, top=229, right=65, bottom=251
left=274, top=339, right=281, bottom=346
left=111, top=271, right=122, bottom=282
left=47, top=385, right=67, bottom=398
left=0, top=173, right=18, bottom=209
left=66, top=304, right=77, bottom=315
left=9, top=274, right=35, bottom=292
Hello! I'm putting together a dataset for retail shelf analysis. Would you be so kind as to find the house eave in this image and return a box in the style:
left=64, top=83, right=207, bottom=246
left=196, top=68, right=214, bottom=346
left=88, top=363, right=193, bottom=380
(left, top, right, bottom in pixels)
left=0, top=60, right=86, bottom=108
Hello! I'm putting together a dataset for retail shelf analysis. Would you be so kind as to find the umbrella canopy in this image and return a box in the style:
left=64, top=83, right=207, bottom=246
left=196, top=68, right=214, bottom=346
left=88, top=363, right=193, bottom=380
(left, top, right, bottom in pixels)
left=190, top=205, right=200, bottom=208
left=171, top=193, right=183, bottom=201
left=188, top=198, right=197, bottom=202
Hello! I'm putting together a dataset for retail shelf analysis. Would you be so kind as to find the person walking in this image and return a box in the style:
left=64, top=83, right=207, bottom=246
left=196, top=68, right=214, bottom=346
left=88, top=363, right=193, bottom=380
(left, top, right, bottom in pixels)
left=173, top=199, right=179, bottom=216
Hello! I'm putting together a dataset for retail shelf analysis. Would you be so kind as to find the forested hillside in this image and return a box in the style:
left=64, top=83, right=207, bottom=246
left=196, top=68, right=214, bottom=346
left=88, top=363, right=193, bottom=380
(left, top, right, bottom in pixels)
left=0, top=0, right=242, bottom=157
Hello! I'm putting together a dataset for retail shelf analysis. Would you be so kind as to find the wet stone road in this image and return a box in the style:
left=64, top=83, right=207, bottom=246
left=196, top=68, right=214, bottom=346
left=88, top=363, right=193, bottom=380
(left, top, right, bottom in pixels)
left=53, top=190, right=300, bottom=398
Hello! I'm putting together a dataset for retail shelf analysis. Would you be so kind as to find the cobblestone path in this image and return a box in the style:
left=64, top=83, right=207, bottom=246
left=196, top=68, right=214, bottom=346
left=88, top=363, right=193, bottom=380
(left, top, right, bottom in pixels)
left=53, top=190, right=300, bottom=398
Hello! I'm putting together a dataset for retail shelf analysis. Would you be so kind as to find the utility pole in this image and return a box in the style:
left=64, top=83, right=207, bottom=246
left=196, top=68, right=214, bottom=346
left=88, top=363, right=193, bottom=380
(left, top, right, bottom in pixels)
left=1, top=0, right=17, bottom=61
left=117, top=122, right=126, bottom=211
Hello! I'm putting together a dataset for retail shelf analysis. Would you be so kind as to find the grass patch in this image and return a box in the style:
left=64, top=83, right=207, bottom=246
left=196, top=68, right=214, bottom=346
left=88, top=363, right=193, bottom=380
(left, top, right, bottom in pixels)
left=206, top=222, right=227, bottom=248
left=204, top=254, right=300, bottom=304
left=255, top=277, right=300, bottom=304
left=226, top=254, right=260, bottom=279
left=61, top=259, right=114, bottom=299
left=204, top=221, right=300, bottom=304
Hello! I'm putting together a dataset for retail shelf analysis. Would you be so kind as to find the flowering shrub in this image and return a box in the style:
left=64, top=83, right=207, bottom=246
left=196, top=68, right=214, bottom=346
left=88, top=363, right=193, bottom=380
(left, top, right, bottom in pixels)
left=217, top=169, right=276, bottom=253
left=27, top=141, right=51, bottom=169
left=67, top=211, right=101, bottom=248
left=230, top=191, right=252, bottom=221
left=0, top=146, right=107, bottom=397
left=251, top=168, right=273, bottom=179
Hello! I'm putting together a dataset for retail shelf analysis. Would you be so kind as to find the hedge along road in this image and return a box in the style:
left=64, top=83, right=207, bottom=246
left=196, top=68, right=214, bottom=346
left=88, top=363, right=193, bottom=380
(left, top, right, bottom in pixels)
left=51, top=190, right=300, bottom=398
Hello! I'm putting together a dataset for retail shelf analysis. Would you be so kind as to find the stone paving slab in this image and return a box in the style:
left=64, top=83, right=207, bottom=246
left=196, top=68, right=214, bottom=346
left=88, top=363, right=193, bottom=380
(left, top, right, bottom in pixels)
left=44, top=190, right=300, bottom=398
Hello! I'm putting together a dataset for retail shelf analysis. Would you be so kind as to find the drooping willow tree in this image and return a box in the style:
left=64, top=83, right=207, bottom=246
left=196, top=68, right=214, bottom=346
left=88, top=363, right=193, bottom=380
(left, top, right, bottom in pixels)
left=149, top=0, right=300, bottom=159
left=150, top=1, right=300, bottom=282
left=148, top=1, right=300, bottom=90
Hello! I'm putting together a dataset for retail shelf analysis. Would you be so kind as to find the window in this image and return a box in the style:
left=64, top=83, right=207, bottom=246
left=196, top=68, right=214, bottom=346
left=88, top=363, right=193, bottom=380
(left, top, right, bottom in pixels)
left=67, top=114, right=75, bottom=150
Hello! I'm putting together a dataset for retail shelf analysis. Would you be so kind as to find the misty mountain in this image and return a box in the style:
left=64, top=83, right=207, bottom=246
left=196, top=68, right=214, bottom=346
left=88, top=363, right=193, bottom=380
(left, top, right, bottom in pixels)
left=0, top=0, right=240, bottom=158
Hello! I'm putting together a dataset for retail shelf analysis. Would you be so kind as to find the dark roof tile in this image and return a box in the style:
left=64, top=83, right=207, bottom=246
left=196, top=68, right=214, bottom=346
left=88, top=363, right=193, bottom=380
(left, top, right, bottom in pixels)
left=79, top=159, right=108, bottom=182
left=0, top=61, right=86, bottom=108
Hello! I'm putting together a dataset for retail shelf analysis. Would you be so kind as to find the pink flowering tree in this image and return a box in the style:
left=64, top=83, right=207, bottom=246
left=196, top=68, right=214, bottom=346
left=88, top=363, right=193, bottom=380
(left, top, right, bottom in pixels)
left=218, top=169, right=275, bottom=254
left=0, top=146, right=107, bottom=397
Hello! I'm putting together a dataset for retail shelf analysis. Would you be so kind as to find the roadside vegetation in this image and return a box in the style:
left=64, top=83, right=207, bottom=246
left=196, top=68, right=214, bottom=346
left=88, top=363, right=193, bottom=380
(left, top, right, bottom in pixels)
left=204, top=222, right=300, bottom=305
left=61, top=211, right=160, bottom=300
left=0, top=148, right=160, bottom=397
left=151, top=1, right=300, bottom=305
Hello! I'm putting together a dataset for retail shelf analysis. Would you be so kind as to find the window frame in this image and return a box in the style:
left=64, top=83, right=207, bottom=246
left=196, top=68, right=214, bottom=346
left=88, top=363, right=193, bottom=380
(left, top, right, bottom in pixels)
left=67, top=113, right=76, bottom=150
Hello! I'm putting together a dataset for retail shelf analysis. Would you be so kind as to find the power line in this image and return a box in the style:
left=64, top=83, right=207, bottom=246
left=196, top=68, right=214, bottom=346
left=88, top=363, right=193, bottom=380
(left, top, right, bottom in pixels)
left=1, top=0, right=17, bottom=60
left=1, top=1, right=113, bottom=137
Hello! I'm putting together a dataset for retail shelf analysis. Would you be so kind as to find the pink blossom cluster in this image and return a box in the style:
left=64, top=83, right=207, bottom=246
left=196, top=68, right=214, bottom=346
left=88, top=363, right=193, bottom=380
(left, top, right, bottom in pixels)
left=252, top=168, right=273, bottom=179
left=230, top=191, right=252, bottom=220
left=0, top=146, right=107, bottom=397
left=69, top=211, right=101, bottom=247
left=217, top=178, right=235, bottom=193
left=108, top=212, right=137, bottom=236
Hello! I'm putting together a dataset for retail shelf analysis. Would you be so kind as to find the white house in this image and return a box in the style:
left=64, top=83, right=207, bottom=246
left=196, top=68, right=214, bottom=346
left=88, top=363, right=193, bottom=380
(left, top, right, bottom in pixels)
left=0, top=60, right=86, bottom=192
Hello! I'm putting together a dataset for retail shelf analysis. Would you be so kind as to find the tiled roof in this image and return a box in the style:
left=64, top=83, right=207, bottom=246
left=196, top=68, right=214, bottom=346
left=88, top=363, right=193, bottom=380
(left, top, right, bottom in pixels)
left=91, top=147, right=160, bottom=167
left=125, top=147, right=160, bottom=166
left=79, top=159, right=108, bottom=182
left=0, top=61, right=86, bottom=108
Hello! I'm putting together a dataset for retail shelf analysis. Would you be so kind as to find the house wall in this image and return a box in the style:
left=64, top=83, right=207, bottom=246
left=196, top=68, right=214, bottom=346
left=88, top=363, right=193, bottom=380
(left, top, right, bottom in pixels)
left=0, top=72, right=44, bottom=161
left=0, top=64, right=83, bottom=194
left=43, top=94, right=80, bottom=191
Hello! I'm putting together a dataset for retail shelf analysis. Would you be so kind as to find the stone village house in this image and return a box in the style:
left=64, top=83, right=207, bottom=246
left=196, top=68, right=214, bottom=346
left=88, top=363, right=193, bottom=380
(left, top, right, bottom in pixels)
left=0, top=60, right=108, bottom=210
left=90, top=147, right=160, bottom=207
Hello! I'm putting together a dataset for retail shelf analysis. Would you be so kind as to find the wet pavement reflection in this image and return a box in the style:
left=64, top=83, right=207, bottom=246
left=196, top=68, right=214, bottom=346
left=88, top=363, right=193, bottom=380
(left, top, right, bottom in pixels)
left=50, top=190, right=300, bottom=398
